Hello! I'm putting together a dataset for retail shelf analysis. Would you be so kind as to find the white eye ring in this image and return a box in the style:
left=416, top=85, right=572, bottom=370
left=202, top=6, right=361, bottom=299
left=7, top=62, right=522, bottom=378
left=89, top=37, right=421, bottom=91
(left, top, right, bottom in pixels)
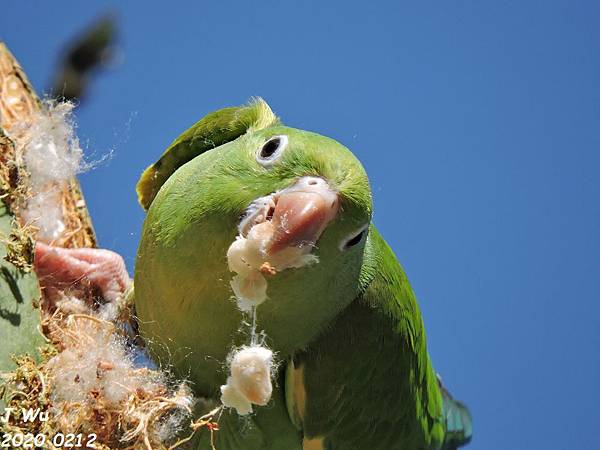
left=340, top=224, right=369, bottom=251
left=256, top=135, right=288, bottom=166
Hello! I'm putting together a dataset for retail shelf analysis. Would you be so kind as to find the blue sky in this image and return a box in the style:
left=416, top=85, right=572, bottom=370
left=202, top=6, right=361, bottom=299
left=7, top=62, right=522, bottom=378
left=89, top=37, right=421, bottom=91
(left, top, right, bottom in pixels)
left=2, top=1, right=600, bottom=448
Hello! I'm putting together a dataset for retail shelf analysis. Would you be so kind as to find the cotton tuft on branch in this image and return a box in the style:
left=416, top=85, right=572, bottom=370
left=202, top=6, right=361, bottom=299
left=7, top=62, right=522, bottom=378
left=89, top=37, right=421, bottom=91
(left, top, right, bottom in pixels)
left=21, top=101, right=83, bottom=241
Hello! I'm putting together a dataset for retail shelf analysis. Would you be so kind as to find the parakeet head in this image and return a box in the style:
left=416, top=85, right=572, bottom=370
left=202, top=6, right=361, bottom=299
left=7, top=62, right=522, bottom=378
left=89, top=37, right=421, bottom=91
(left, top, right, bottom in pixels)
left=135, top=99, right=373, bottom=385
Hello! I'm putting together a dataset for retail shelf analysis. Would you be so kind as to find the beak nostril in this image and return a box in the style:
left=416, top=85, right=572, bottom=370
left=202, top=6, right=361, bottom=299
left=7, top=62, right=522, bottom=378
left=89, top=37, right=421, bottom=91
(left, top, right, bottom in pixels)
left=308, top=180, right=318, bottom=185
left=266, top=207, right=275, bottom=221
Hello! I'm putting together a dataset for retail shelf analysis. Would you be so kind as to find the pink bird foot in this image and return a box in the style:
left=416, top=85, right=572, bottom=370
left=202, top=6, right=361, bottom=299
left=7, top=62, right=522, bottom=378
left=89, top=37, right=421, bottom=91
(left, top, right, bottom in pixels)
left=34, top=242, right=131, bottom=308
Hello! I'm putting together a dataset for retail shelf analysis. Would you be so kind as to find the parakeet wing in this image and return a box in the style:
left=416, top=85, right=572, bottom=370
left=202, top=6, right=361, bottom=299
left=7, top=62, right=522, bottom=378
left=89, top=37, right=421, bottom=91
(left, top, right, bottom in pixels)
left=285, top=226, right=471, bottom=450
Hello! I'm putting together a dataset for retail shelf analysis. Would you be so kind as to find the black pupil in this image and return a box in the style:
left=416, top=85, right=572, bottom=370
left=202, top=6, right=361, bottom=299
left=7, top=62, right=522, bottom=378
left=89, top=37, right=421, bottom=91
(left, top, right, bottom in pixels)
left=260, top=138, right=281, bottom=158
left=345, top=230, right=365, bottom=248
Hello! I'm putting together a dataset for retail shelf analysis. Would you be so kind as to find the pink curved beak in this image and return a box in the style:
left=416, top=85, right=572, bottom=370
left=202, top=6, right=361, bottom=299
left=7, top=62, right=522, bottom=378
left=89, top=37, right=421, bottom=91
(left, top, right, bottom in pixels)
left=267, top=177, right=339, bottom=254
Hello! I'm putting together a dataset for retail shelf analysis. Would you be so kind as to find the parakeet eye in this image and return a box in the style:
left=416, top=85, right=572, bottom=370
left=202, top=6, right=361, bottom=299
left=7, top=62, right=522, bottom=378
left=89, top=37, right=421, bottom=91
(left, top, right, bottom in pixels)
left=341, top=225, right=368, bottom=250
left=257, top=135, right=288, bottom=166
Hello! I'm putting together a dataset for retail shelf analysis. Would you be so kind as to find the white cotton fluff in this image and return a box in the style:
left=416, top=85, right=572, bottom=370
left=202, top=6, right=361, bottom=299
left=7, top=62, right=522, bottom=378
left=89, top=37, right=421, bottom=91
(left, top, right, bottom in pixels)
left=220, top=346, right=274, bottom=416
left=47, top=314, right=163, bottom=406
left=226, top=218, right=317, bottom=312
left=220, top=379, right=253, bottom=416
left=222, top=193, right=322, bottom=415
left=21, top=101, right=83, bottom=241
left=226, top=222, right=274, bottom=312
left=24, top=101, right=83, bottom=186
left=45, top=296, right=194, bottom=446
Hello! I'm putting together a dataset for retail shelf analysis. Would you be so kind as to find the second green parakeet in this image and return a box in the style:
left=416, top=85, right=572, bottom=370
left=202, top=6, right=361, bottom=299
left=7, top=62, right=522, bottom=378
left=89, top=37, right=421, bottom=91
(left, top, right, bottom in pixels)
left=132, top=98, right=472, bottom=450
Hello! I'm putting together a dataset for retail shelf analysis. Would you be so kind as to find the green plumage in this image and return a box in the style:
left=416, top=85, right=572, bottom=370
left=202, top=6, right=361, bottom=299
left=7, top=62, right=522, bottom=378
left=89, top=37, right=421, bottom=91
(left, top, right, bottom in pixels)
left=134, top=99, right=472, bottom=449
left=136, top=98, right=278, bottom=210
left=289, top=228, right=446, bottom=449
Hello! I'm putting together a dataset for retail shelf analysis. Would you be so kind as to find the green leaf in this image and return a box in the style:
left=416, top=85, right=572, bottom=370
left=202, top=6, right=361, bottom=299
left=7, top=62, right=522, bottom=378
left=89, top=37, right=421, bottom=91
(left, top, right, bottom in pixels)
left=0, top=202, right=44, bottom=374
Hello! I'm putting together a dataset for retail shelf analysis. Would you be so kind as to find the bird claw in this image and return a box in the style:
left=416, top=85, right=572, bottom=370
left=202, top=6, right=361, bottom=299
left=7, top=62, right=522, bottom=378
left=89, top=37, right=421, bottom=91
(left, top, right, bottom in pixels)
left=34, top=241, right=131, bottom=309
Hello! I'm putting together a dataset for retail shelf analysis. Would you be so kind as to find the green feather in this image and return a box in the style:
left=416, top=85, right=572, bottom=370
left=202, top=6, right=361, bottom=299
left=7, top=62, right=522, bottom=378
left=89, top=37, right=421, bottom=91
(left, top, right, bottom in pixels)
left=136, top=97, right=278, bottom=210
left=289, top=227, right=447, bottom=450
left=439, top=377, right=473, bottom=449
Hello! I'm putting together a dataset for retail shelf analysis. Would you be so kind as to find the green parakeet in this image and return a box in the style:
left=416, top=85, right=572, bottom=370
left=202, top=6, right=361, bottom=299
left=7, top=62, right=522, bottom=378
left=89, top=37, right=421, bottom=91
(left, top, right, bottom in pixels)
left=133, top=98, right=472, bottom=450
